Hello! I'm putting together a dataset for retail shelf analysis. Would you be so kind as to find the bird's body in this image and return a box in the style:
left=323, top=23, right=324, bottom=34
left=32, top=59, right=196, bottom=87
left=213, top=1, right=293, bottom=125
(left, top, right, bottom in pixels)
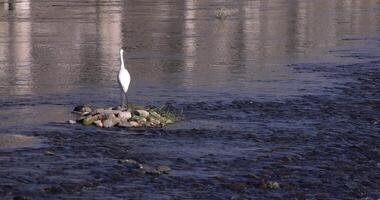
left=118, top=49, right=130, bottom=108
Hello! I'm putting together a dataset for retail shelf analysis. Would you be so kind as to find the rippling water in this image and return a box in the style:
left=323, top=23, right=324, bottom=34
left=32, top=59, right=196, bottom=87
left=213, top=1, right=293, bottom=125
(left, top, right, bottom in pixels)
left=0, top=0, right=380, bottom=199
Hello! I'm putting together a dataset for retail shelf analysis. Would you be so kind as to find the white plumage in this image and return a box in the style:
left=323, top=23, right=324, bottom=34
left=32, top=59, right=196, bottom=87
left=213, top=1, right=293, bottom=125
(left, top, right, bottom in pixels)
left=118, top=48, right=131, bottom=108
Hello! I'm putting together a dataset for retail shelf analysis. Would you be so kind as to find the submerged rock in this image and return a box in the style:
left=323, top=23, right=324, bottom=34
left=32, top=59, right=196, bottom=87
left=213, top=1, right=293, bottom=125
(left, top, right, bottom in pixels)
left=0, top=134, right=41, bottom=149
left=141, top=164, right=161, bottom=175
left=118, top=159, right=142, bottom=169
left=157, top=165, right=171, bottom=173
left=44, top=151, right=55, bottom=156
left=225, top=183, right=247, bottom=192
left=260, top=181, right=280, bottom=189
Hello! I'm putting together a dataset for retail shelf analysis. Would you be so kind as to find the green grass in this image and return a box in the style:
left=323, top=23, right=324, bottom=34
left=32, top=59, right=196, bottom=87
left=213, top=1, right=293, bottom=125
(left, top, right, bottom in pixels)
left=127, top=103, right=181, bottom=123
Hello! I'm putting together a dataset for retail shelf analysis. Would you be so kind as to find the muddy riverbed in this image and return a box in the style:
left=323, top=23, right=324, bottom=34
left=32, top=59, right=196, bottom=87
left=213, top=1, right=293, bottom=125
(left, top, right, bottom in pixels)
left=1, top=0, right=380, bottom=199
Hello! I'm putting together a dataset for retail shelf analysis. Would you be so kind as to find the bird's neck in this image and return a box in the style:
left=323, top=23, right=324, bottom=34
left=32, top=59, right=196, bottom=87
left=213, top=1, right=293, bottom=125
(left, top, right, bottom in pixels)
left=120, top=51, right=125, bottom=69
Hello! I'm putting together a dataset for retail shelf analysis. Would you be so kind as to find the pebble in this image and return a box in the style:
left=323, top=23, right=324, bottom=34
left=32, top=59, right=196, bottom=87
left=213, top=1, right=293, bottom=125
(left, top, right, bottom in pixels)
left=93, top=120, right=103, bottom=128
left=68, top=120, right=76, bottom=124
left=138, top=117, right=147, bottom=123
left=129, top=121, right=140, bottom=127
left=149, top=118, right=161, bottom=127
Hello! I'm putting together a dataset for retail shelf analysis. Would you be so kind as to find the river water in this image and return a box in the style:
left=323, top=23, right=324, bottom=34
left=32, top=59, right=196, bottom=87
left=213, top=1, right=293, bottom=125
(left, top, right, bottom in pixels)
left=0, top=0, right=379, bottom=199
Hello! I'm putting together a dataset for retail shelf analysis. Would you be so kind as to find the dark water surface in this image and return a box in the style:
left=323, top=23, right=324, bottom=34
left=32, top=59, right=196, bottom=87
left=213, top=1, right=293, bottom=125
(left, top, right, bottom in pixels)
left=1, top=0, right=380, bottom=199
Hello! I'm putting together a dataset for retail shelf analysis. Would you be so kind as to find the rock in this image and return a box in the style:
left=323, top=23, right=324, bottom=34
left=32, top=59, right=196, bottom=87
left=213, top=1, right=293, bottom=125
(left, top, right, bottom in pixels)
left=149, top=118, right=161, bottom=127
left=13, top=196, right=31, bottom=200
left=150, top=111, right=161, bottom=118
left=129, top=121, right=140, bottom=127
left=141, top=164, right=160, bottom=175
left=68, top=120, right=76, bottom=124
left=73, top=105, right=92, bottom=113
left=166, top=119, right=173, bottom=124
left=118, top=159, right=142, bottom=169
left=260, top=181, right=280, bottom=189
left=105, top=113, right=116, bottom=120
left=157, top=165, right=171, bottom=174
left=103, top=118, right=119, bottom=128
left=138, top=117, right=147, bottom=123
left=97, top=109, right=121, bottom=116
left=118, top=111, right=132, bottom=120
left=130, top=115, right=141, bottom=122
left=118, top=121, right=132, bottom=128
left=112, top=106, right=123, bottom=110
left=82, top=116, right=96, bottom=126
left=134, top=110, right=149, bottom=118
left=44, top=186, right=62, bottom=194
left=93, top=120, right=103, bottom=128
left=225, top=183, right=247, bottom=192
left=44, top=151, right=55, bottom=156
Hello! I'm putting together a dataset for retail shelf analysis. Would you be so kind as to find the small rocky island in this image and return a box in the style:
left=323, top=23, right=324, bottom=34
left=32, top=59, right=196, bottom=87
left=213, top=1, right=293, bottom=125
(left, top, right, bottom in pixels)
left=69, top=105, right=178, bottom=128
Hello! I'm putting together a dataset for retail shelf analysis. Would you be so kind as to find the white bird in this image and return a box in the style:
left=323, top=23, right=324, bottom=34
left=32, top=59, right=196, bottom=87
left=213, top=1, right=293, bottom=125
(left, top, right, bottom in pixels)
left=118, top=48, right=131, bottom=108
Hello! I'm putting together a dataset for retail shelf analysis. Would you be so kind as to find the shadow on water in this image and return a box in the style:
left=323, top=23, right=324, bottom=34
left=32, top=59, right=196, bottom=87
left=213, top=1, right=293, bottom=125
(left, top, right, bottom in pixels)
left=0, top=0, right=380, bottom=199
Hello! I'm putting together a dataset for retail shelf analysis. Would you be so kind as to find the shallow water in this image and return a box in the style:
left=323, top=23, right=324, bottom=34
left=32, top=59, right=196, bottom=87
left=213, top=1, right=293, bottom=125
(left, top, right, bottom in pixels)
left=0, top=0, right=380, bottom=199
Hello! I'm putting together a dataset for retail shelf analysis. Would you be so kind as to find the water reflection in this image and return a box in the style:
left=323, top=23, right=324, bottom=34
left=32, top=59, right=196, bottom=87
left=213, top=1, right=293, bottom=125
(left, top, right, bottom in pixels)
left=0, top=0, right=32, bottom=96
left=0, top=0, right=379, bottom=100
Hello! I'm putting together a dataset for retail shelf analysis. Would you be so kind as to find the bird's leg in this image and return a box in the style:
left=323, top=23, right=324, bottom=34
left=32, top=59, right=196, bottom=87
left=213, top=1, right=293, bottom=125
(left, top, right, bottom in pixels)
left=121, top=89, right=125, bottom=108
left=125, top=94, right=129, bottom=110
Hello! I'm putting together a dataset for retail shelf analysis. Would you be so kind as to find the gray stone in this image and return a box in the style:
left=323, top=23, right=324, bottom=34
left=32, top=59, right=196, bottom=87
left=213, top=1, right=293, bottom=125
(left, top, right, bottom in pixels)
left=157, top=165, right=171, bottom=173
left=118, top=159, right=142, bottom=169
left=138, top=117, right=147, bottom=123
left=129, top=121, right=140, bottom=127
left=149, top=118, right=161, bottom=127
left=103, top=118, right=119, bottom=128
left=97, top=109, right=121, bottom=115
left=134, top=110, right=150, bottom=118
left=141, top=164, right=161, bottom=175
left=118, top=111, right=132, bottom=120
left=118, top=121, right=132, bottom=128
